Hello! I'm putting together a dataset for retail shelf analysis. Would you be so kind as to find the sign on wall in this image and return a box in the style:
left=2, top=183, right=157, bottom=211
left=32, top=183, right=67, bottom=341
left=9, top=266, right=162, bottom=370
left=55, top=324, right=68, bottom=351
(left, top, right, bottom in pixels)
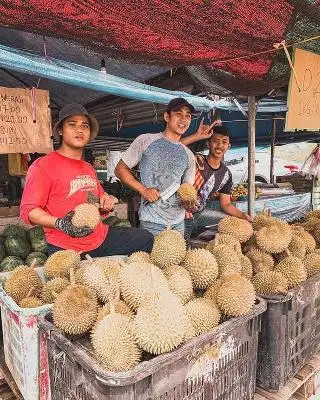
left=285, top=48, right=320, bottom=132
left=0, top=87, right=52, bottom=154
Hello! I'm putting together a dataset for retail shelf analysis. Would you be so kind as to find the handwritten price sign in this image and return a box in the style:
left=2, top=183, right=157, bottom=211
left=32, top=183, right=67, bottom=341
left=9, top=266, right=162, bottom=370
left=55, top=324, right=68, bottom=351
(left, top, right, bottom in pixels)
left=0, top=87, right=52, bottom=153
left=286, top=48, right=320, bottom=132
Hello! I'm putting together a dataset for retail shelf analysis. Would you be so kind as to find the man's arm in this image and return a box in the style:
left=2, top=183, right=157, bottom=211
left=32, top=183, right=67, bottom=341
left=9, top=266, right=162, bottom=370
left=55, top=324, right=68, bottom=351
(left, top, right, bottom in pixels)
left=28, top=208, right=57, bottom=228
left=219, top=193, right=252, bottom=222
left=115, top=161, right=160, bottom=202
left=181, top=120, right=220, bottom=146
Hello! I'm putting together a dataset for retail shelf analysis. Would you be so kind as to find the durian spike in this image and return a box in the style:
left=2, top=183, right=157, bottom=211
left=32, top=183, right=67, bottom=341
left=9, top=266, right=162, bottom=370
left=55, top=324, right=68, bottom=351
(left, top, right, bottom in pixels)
left=26, top=287, right=35, bottom=297
left=85, top=254, right=94, bottom=262
left=69, top=268, right=76, bottom=285
left=284, top=249, right=291, bottom=257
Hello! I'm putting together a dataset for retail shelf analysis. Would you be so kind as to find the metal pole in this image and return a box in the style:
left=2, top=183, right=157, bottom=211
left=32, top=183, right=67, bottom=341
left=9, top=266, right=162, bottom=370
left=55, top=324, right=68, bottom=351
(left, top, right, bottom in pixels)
left=270, top=116, right=276, bottom=184
left=248, top=96, right=256, bottom=217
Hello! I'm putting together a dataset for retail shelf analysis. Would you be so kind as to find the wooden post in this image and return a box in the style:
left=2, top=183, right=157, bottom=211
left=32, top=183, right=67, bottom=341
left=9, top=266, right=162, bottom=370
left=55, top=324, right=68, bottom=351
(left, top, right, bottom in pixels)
left=248, top=96, right=256, bottom=217
left=270, top=116, right=276, bottom=184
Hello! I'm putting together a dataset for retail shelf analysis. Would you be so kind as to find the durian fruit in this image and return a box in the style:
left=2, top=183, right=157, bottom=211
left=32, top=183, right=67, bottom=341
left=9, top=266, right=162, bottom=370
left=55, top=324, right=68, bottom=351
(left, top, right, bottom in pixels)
left=256, top=222, right=292, bottom=254
left=19, top=296, right=44, bottom=308
left=302, top=218, right=320, bottom=233
left=206, top=244, right=241, bottom=277
left=97, top=299, right=134, bottom=322
left=4, top=266, right=43, bottom=303
left=243, top=234, right=257, bottom=253
left=53, top=271, right=98, bottom=335
left=151, top=227, right=186, bottom=268
left=292, top=226, right=316, bottom=253
left=177, top=183, right=197, bottom=203
left=119, top=262, right=169, bottom=310
left=163, top=265, right=193, bottom=304
left=44, top=250, right=81, bottom=278
left=71, top=203, right=100, bottom=229
left=41, top=277, right=69, bottom=304
left=204, top=279, right=223, bottom=304
left=183, top=249, right=218, bottom=289
left=216, top=274, right=256, bottom=317
left=127, top=251, right=151, bottom=264
left=252, top=210, right=272, bottom=231
left=91, top=310, right=141, bottom=371
left=274, top=255, right=307, bottom=289
left=184, top=298, right=220, bottom=336
left=246, top=248, right=274, bottom=274
left=303, top=253, right=320, bottom=277
left=212, top=233, right=242, bottom=255
left=74, top=265, right=86, bottom=285
left=240, top=254, right=253, bottom=279
left=306, top=210, right=320, bottom=220
left=252, top=271, right=288, bottom=295
left=133, top=291, right=187, bottom=355
left=287, top=235, right=307, bottom=260
left=312, top=223, right=320, bottom=246
left=218, top=216, right=253, bottom=243
left=83, top=257, right=121, bottom=303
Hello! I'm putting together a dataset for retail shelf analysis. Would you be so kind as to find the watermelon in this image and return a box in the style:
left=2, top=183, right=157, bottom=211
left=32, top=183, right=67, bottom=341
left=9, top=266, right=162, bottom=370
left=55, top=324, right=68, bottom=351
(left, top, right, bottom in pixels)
left=0, top=255, right=24, bottom=271
left=3, top=224, right=27, bottom=240
left=0, top=245, right=5, bottom=263
left=4, top=236, right=30, bottom=259
left=28, top=226, right=48, bottom=253
left=26, top=252, right=48, bottom=267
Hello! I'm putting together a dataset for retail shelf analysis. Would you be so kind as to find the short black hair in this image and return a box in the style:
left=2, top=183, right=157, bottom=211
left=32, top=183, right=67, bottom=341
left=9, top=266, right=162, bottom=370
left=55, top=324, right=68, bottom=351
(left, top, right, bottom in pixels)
left=166, top=97, right=195, bottom=115
left=210, top=125, right=231, bottom=139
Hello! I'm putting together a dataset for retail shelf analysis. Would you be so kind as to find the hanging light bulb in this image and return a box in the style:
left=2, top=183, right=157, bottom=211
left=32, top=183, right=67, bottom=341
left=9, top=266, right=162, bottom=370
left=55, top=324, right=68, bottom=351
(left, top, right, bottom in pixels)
left=100, top=59, right=107, bottom=74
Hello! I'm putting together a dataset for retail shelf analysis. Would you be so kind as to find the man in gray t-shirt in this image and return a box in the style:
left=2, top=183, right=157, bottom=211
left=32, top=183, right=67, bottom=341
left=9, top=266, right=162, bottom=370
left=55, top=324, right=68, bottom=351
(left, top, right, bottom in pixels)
left=115, top=98, right=196, bottom=236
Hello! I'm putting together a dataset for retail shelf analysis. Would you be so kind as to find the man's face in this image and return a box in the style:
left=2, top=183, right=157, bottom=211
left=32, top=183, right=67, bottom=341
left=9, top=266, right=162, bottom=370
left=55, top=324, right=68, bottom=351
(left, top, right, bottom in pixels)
left=164, top=106, right=192, bottom=136
left=60, top=114, right=90, bottom=149
left=208, top=133, right=230, bottom=159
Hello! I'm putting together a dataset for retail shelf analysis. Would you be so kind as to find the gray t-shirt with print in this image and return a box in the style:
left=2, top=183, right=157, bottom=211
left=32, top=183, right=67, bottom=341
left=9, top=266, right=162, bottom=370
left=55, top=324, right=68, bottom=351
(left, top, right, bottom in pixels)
left=122, top=133, right=196, bottom=226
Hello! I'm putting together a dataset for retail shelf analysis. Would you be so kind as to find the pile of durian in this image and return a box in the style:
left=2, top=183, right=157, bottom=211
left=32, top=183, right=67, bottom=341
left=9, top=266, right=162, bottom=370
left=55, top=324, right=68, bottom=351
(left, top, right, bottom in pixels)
left=4, top=210, right=319, bottom=373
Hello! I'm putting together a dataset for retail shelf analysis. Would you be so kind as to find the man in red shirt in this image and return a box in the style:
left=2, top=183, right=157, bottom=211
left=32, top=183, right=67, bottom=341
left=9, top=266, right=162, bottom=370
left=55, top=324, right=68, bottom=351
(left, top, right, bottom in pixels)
left=20, top=103, right=153, bottom=256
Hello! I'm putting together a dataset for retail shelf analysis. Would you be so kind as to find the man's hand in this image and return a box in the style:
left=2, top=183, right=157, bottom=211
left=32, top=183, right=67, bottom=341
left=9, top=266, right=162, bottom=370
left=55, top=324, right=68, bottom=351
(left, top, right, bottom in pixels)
left=194, top=118, right=222, bottom=140
left=140, top=187, right=160, bottom=203
left=99, top=193, right=118, bottom=212
left=243, top=212, right=253, bottom=223
left=55, top=211, right=93, bottom=238
left=180, top=199, right=199, bottom=213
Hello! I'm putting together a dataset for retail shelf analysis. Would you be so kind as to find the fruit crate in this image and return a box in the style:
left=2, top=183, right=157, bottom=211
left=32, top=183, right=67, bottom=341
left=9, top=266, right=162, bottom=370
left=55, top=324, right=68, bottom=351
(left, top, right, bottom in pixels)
left=39, top=298, right=266, bottom=400
left=0, top=267, right=52, bottom=400
left=257, top=272, right=320, bottom=391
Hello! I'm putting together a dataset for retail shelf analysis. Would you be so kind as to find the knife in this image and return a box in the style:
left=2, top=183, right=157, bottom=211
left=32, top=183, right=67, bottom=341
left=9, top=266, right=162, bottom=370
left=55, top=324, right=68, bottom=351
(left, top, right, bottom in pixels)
left=143, top=181, right=181, bottom=204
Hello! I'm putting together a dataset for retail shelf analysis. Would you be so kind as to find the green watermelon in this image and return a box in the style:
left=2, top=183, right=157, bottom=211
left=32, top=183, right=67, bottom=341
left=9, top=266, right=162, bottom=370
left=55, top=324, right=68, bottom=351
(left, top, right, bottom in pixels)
left=3, top=224, right=27, bottom=240
left=0, top=245, right=5, bottom=263
left=0, top=256, right=24, bottom=271
left=26, top=252, right=47, bottom=267
left=4, top=236, right=30, bottom=259
left=28, top=226, right=47, bottom=253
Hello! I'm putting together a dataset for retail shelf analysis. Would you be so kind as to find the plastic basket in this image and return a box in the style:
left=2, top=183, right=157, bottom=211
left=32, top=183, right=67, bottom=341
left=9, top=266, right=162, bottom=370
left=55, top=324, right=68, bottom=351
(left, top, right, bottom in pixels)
left=257, top=272, right=320, bottom=391
left=0, top=267, right=52, bottom=400
left=39, top=298, right=266, bottom=400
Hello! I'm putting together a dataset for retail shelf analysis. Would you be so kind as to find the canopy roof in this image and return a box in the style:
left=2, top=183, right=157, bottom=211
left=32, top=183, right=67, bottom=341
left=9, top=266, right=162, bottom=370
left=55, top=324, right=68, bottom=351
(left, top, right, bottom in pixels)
left=0, top=0, right=319, bottom=95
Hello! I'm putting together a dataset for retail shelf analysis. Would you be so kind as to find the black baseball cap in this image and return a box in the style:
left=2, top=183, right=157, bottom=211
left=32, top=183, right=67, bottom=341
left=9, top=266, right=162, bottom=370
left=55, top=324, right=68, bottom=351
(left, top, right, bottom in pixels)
left=166, top=97, right=196, bottom=114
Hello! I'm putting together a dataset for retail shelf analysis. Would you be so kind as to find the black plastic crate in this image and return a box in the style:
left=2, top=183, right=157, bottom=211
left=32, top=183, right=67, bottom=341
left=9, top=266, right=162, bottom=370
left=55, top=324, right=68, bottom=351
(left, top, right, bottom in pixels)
left=39, top=298, right=266, bottom=400
left=257, top=272, right=320, bottom=391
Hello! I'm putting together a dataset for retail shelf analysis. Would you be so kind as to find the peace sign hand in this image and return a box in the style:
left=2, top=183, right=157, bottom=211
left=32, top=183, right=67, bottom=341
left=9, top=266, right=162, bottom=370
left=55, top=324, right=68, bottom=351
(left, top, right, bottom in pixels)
left=195, top=118, right=222, bottom=140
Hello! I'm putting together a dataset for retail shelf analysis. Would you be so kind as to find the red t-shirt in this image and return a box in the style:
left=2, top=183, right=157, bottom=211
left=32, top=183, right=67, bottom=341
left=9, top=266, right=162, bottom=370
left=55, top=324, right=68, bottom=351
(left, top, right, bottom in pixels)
left=20, top=151, right=109, bottom=252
